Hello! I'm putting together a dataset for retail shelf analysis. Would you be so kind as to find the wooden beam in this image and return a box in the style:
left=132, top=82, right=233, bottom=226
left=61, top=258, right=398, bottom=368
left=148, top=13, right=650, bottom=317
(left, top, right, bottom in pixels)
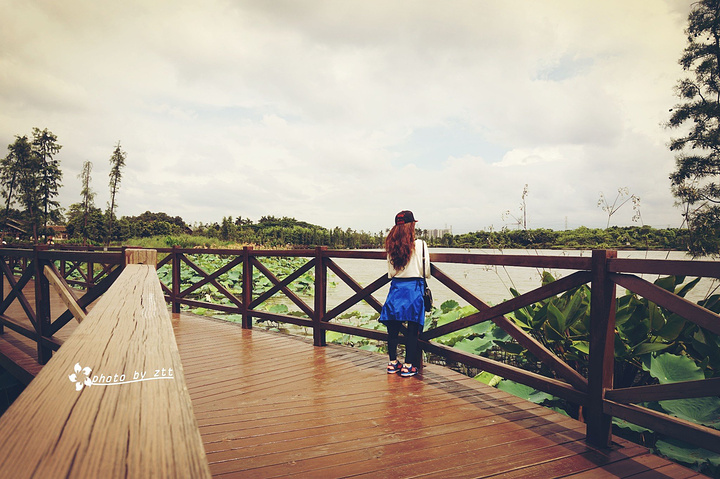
left=423, top=340, right=588, bottom=406
left=605, top=377, right=720, bottom=403
left=0, top=251, right=211, bottom=477
left=604, top=399, right=720, bottom=454
left=44, top=264, right=86, bottom=323
left=430, top=264, right=589, bottom=392
left=424, top=271, right=591, bottom=340
left=326, top=257, right=384, bottom=312
left=612, top=272, right=720, bottom=336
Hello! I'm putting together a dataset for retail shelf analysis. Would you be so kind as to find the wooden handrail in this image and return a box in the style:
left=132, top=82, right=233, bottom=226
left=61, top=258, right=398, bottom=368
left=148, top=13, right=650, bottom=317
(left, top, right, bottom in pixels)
left=0, top=249, right=210, bottom=477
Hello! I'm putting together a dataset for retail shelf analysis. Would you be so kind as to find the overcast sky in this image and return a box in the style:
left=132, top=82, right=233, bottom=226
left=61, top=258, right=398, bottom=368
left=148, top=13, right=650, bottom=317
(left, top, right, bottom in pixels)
left=0, top=0, right=695, bottom=234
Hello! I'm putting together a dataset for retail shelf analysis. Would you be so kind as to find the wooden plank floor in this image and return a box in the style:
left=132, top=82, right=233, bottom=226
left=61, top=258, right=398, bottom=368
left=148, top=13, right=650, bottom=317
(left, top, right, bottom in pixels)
left=172, top=314, right=706, bottom=478
left=0, top=276, right=707, bottom=478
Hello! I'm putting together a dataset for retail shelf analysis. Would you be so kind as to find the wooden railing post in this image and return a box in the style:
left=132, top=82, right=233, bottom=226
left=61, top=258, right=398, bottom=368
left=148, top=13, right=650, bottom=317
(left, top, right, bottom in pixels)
left=586, top=249, right=617, bottom=448
left=0, top=251, right=4, bottom=335
left=242, top=246, right=253, bottom=329
left=87, top=249, right=95, bottom=290
left=171, top=245, right=181, bottom=314
left=34, top=245, right=52, bottom=364
left=313, top=246, right=327, bottom=347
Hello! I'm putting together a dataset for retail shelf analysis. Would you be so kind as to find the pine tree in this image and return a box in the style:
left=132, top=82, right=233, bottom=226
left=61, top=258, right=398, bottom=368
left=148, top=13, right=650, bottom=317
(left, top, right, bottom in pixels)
left=668, top=0, right=720, bottom=255
left=106, top=142, right=126, bottom=246
left=79, top=161, right=95, bottom=245
left=0, top=136, right=31, bottom=241
left=32, top=128, right=63, bottom=238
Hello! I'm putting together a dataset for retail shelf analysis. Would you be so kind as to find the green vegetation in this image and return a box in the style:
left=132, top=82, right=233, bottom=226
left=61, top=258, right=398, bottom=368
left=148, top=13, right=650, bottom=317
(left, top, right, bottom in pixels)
left=433, top=225, right=689, bottom=251
left=67, top=215, right=693, bottom=253
left=668, top=0, right=720, bottom=256
left=1, top=128, right=63, bottom=242
left=61, top=213, right=383, bottom=249
left=434, top=275, right=720, bottom=476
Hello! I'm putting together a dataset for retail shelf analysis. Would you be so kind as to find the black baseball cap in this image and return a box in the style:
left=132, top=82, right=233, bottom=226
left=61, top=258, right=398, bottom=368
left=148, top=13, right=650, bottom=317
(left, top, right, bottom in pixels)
left=395, top=210, right=417, bottom=225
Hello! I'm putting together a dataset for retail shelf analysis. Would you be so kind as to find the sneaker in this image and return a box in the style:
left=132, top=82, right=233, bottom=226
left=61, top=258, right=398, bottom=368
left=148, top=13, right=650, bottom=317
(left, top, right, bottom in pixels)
left=387, top=361, right=401, bottom=374
left=400, top=364, right=417, bottom=377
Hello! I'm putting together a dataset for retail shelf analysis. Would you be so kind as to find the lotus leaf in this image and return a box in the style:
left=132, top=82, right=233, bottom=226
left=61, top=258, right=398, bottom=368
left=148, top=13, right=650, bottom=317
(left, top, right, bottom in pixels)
left=570, top=340, right=590, bottom=355
left=654, top=438, right=720, bottom=474
left=655, top=313, right=687, bottom=341
left=494, top=340, right=525, bottom=355
left=440, top=300, right=459, bottom=313
left=473, top=371, right=502, bottom=386
left=454, top=337, right=495, bottom=355
left=659, top=396, right=720, bottom=428
left=612, top=417, right=652, bottom=434
left=267, top=304, right=289, bottom=314
left=497, top=380, right=555, bottom=404
left=643, top=352, right=705, bottom=384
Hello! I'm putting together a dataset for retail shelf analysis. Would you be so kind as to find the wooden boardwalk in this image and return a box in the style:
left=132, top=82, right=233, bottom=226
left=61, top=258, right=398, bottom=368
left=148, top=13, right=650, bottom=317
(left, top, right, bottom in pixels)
left=173, top=314, right=704, bottom=478
left=0, top=278, right=707, bottom=478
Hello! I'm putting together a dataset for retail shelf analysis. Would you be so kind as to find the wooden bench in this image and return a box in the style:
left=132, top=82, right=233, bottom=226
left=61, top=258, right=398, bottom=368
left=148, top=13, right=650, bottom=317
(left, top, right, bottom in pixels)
left=0, top=249, right=211, bottom=478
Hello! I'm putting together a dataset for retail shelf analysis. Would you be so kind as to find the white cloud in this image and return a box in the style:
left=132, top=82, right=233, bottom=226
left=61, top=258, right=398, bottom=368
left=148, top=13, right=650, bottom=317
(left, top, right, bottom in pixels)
left=0, top=0, right=696, bottom=234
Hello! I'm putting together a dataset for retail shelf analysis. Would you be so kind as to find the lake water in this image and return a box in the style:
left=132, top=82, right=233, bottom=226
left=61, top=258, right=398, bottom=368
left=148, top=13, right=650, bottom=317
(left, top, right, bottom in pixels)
left=325, top=249, right=719, bottom=313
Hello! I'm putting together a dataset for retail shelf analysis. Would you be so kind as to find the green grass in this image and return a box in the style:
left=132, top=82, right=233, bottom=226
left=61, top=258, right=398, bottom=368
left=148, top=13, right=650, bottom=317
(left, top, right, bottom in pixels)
left=121, top=234, right=241, bottom=249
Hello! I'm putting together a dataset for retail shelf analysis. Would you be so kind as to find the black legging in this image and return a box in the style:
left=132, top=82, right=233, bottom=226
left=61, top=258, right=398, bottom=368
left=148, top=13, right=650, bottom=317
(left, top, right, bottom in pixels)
left=386, top=321, right=421, bottom=365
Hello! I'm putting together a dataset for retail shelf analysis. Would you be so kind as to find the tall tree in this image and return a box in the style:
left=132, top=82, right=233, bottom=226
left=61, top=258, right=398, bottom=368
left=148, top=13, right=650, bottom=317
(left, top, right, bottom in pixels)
left=31, top=127, right=63, bottom=236
left=78, top=161, right=95, bottom=246
left=0, top=136, right=31, bottom=240
left=668, top=0, right=720, bottom=255
left=15, top=135, right=46, bottom=242
left=106, top=142, right=126, bottom=246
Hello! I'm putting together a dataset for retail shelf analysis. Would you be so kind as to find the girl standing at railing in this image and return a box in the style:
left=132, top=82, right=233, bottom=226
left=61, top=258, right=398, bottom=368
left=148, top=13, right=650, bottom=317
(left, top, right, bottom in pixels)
left=380, top=210, right=430, bottom=378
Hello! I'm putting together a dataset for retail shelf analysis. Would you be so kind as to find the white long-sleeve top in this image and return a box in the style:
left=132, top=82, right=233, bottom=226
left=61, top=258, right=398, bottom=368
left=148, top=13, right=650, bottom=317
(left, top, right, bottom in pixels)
left=387, top=239, right=431, bottom=279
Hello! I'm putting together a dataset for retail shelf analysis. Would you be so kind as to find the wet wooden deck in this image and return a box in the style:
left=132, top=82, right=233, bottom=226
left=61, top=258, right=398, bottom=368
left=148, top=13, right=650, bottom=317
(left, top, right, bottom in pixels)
left=0, top=280, right=708, bottom=478
left=174, top=315, right=704, bottom=478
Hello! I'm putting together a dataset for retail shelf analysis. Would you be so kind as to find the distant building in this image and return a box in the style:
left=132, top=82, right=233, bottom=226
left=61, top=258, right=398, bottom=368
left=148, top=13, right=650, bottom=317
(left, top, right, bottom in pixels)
left=427, top=226, right=452, bottom=239
left=1, top=218, right=27, bottom=239
left=47, top=224, right=68, bottom=242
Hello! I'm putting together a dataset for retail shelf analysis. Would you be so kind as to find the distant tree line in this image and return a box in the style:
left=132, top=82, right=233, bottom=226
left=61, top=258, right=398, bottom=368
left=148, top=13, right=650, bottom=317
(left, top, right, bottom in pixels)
left=437, top=226, right=689, bottom=251
left=63, top=209, right=187, bottom=245
left=62, top=209, right=695, bottom=252
left=61, top=211, right=385, bottom=249
left=191, top=216, right=384, bottom=249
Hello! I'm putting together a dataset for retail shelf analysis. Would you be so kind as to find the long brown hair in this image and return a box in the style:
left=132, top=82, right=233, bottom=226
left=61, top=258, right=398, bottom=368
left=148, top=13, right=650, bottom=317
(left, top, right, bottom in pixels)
left=385, top=222, right=416, bottom=271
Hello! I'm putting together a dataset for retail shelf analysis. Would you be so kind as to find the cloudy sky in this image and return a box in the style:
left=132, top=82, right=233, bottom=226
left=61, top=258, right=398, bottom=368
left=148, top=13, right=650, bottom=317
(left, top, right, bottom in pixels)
left=0, top=0, right=695, bottom=234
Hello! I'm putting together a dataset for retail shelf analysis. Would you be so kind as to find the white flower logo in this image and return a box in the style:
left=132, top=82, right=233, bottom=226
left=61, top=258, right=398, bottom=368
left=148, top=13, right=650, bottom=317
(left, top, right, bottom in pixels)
left=69, top=363, right=93, bottom=391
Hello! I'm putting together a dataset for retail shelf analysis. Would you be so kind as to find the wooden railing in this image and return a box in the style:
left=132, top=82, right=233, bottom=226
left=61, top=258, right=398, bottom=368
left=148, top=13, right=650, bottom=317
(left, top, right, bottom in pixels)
left=0, top=245, right=718, bottom=455
left=0, top=246, right=124, bottom=365
left=0, top=248, right=210, bottom=477
left=155, top=246, right=720, bottom=453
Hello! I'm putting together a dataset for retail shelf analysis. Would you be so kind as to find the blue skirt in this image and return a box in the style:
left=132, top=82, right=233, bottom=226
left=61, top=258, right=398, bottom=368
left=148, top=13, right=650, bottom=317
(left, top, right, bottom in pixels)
left=379, top=277, right=425, bottom=328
